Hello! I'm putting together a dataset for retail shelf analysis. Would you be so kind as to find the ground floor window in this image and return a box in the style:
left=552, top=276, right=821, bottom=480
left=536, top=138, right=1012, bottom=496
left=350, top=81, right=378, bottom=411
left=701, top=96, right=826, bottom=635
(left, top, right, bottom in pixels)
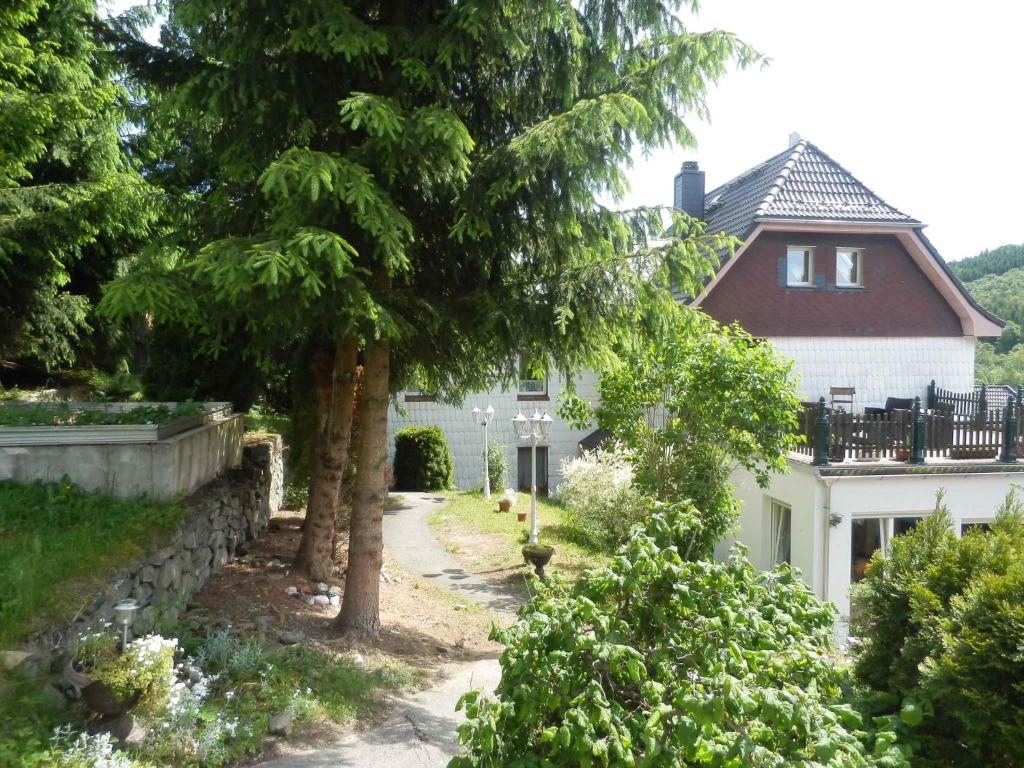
left=851, top=516, right=921, bottom=581
left=960, top=522, right=992, bottom=536
left=769, top=499, right=791, bottom=566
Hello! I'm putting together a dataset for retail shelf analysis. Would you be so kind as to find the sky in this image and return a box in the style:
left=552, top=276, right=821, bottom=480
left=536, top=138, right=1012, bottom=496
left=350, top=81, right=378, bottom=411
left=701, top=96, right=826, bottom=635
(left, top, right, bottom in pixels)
left=106, top=0, right=1024, bottom=261
left=620, top=0, right=1024, bottom=261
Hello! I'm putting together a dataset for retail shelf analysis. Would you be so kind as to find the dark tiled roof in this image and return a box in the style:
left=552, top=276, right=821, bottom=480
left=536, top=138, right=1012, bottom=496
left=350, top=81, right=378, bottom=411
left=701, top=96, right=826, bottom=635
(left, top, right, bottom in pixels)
left=703, top=140, right=918, bottom=242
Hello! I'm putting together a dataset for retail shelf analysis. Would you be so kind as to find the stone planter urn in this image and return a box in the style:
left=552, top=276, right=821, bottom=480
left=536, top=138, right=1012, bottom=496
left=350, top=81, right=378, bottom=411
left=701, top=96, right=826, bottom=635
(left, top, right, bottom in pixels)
left=522, top=544, right=555, bottom=579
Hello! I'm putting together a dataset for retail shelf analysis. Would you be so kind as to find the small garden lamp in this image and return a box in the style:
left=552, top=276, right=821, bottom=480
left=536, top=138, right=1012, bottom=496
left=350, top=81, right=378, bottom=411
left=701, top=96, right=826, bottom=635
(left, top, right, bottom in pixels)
left=472, top=405, right=496, bottom=499
left=114, top=599, right=139, bottom=648
left=512, top=410, right=554, bottom=544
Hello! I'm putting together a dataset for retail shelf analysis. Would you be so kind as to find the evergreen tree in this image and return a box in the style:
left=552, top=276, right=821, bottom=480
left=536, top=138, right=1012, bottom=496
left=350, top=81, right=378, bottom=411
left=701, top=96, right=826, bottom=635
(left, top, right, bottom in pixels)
left=103, top=0, right=754, bottom=635
left=0, top=0, right=155, bottom=372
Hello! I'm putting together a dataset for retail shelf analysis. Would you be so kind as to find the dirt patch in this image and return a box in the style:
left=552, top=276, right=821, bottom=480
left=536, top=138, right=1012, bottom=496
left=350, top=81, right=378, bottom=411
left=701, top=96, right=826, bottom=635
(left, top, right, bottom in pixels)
left=431, top=526, right=532, bottom=591
left=183, top=507, right=501, bottom=762
left=188, top=509, right=499, bottom=665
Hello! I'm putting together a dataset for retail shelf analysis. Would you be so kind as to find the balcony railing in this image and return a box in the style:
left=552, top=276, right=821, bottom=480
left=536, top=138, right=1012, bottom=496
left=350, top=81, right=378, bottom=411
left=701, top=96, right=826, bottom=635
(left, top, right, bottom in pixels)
left=795, top=394, right=1022, bottom=464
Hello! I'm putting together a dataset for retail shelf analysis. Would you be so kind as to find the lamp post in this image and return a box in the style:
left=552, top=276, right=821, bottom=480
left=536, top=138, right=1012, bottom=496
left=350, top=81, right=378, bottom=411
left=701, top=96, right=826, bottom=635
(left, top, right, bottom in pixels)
left=512, top=410, right=553, bottom=545
left=472, top=405, right=496, bottom=499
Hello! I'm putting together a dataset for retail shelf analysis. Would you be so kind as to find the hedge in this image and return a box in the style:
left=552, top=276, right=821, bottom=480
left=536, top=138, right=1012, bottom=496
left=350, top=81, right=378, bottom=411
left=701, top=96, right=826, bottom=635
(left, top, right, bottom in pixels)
left=393, top=425, right=455, bottom=491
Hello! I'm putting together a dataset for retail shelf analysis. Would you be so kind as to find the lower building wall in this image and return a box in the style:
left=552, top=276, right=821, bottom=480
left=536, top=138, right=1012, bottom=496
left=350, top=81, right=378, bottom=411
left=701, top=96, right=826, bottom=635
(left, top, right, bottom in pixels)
left=724, top=462, right=1021, bottom=638
left=388, top=371, right=599, bottom=491
left=767, top=336, right=975, bottom=409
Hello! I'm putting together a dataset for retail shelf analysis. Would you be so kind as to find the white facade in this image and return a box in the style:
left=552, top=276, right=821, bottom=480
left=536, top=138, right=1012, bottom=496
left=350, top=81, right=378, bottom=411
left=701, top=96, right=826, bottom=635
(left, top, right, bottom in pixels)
left=721, top=461, right=1023, bottom=637
left=768, top=336, right=975, bottom=409
left=388, top=371, right=599, bottom=491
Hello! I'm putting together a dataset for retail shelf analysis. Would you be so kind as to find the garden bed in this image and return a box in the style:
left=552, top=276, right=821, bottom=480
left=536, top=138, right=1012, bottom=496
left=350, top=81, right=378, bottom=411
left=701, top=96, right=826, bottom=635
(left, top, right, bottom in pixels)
left=0, top=401, right=231, bottom=445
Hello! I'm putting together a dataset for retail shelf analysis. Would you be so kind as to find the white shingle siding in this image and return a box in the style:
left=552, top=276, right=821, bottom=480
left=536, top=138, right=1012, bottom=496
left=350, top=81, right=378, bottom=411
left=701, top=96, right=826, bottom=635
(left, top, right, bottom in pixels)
left=767, top=336, right=975, bottom=408
left=387, top=371, right=599, bottom=491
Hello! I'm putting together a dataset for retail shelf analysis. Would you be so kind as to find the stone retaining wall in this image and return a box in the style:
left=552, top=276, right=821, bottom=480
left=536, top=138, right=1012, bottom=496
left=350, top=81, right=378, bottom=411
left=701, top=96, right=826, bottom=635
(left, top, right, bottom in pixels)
left=27, top=437, right=283, bottom=668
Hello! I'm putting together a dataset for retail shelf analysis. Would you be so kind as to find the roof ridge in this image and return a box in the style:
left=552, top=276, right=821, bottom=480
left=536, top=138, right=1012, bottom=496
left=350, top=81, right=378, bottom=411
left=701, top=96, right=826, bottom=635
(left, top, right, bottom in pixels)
left=795, top=141, right=913, bottom=220
left=755, top=140, right=807, bottom=217
left=703, top=143, right=798, bottom=201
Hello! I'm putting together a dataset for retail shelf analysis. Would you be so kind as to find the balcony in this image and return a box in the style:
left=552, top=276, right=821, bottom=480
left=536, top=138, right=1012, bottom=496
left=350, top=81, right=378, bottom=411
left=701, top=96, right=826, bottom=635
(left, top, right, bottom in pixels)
left=793, top=383, right=1022, bottom=467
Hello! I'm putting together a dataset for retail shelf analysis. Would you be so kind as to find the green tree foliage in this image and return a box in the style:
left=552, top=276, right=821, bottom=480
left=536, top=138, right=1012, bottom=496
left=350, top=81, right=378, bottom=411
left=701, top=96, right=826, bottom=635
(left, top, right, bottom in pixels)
left=452, top=501, right=908, bottom=767
left=0, top=0, right=155, bottom=371
left=962, top=266, right=1024, bottom=339
left=561, top=312, right=800, bottom=554
left=851, top=491, right=1024, bottom=767
left=486, top=440, right=507, bottom=493
left=102, top=0, right=758, bottom=627
left=393, top=426, right=455, bottom=491
left=949, top=242, right=1024, bottom=283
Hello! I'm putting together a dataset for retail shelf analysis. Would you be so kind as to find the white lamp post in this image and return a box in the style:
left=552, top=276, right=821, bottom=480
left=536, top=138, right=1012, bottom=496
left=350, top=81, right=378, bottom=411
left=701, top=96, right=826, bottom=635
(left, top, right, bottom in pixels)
left=512, top=410, right=553, bottom=544
left=114, top=599, right=139, bottom=648
left=472, top=405, right=496, bottom=499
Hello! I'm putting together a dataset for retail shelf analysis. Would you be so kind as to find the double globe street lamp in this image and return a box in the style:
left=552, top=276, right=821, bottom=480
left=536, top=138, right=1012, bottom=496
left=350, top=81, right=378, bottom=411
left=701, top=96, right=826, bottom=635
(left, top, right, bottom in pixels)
left=471, top=405, right=496, bottom=499
left=512, top=410, right=553, bottom=545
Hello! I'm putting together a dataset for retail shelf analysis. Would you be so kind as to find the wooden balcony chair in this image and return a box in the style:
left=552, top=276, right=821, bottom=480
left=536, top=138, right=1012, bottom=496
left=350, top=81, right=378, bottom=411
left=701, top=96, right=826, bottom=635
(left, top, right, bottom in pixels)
left=830, top=386, right=855, bottom=413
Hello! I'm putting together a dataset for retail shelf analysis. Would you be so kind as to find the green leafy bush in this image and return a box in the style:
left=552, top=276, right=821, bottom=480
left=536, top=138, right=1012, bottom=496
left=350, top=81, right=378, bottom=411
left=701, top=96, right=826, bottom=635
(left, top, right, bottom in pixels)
left=393, top=426, right=454, bottom=491
left=452, top=501, right=908, bottom=767
left=851, top=491, right=1024, bottom=766
left=555, top=444, right=649, bottom=551
left=486, top=440, right=507, bottom=492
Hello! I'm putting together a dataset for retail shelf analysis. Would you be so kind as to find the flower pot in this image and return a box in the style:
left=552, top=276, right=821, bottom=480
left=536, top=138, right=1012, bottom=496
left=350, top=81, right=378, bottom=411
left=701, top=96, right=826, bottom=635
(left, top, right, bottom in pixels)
left=516, top=511, right=527, bottom=522
left=499, top=500, right=512, bottom=512
left=522, top=544, right=555, bottom=580
left=64, top=660, right=140, bottom=718
left=895, top=448, right=910, bottom=462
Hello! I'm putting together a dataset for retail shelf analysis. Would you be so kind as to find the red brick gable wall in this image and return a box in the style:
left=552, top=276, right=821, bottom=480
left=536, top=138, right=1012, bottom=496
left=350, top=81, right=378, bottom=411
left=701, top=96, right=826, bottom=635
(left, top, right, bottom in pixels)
left=699, top=231, right=964, bottom=337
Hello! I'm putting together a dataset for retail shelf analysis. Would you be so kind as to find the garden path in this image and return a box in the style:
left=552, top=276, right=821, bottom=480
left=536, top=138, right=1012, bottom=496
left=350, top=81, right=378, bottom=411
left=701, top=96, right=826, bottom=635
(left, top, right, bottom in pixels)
left=258, top=492, right=521, bottom=768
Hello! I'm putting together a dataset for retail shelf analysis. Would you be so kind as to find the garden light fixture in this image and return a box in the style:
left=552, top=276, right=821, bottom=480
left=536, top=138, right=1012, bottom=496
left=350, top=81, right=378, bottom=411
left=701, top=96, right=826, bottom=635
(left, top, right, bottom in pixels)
left=512, top=410, right=554, bottom=545
left=114, top=598, right=139, bottom=648
left=472, top=405, right=496, bottom=499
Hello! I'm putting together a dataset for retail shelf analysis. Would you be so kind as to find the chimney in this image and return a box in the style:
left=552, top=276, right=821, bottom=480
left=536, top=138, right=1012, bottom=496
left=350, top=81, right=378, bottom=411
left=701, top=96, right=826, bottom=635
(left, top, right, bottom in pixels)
left=788, top=132, right=802, bottom=148
left=674, top=160, right=705, bottom=220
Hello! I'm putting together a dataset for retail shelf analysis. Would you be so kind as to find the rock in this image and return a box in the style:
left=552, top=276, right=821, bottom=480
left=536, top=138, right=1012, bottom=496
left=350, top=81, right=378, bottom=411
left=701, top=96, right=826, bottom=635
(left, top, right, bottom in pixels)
left=314, top=582, right=329, bottom=595
left=0, top=650, right=32, bottom=671
left=304, top=597, right=315, bottom=606
left=435, top=645, right=449, bottom=655
left=327, top=585, right=342, bottom=597
left=329, top=595, right=340, bottom=607
left=255, top=616, right=274, bottom=633
left=100, top=713, right=148, bottom=748
left=452, top=604, right=466, bottom=611
left=267, top=711, right=293, bottom=737
left=299, top=585, right=312, bottom=596
left=278, top=630, right=305, bottom=645
left=351, top=651, right=365, bottom=666
left=312, top=595, right=330, bottom=607
left=285, top=586, right=299, bottom=596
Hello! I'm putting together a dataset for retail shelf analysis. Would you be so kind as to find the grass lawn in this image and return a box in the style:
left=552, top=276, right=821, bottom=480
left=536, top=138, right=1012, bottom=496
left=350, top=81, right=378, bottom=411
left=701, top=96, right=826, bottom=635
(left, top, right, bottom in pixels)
left=428, top=490, right=607, bottom=585
left=0, top=480, right=187, bottom=645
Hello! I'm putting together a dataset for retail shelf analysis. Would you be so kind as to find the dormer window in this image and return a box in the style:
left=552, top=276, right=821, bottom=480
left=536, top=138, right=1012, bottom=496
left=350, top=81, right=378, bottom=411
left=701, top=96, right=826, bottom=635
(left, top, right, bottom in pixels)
left=786, top=247, right=814, bottom=286
left=836, top=248, right=863, bottom=287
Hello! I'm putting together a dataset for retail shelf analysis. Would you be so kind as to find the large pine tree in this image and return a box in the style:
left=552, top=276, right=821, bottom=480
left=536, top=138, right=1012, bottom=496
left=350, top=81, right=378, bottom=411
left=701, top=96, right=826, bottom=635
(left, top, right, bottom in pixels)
left=103, top=0, right=751, bottom=635
left=0, top=0, right=154, bottom=372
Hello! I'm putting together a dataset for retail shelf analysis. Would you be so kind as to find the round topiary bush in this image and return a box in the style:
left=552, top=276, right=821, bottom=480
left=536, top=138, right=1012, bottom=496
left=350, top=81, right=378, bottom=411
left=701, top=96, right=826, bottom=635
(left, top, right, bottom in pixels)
left=393, top=425, right=455, bottom=491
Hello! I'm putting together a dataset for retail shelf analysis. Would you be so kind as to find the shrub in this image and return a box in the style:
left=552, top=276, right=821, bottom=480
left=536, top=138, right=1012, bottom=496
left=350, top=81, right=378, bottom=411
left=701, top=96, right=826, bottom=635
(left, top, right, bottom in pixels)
left=486, top=440, right=507, bottom=492
left=452, top=501, right=908, bottom=767
left=554, top=445, right=649, bottom=550
left=851, top=490, right=1024, bottom=766
left=393, top=426, right=454, bottom=491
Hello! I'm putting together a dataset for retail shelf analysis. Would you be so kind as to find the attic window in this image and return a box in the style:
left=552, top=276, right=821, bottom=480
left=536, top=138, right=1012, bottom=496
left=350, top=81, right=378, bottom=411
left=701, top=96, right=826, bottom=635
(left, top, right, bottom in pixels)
left=786, top=247, right=814, bottom=287
left=836, top=248, right=863, bottom=287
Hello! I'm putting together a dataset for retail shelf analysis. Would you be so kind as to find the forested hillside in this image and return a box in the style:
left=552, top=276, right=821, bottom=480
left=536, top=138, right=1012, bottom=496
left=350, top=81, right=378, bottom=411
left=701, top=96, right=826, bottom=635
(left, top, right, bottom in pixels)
left=953, top=243, right=1024, bottom=385
left=950, top=243, right=1024, bottom=283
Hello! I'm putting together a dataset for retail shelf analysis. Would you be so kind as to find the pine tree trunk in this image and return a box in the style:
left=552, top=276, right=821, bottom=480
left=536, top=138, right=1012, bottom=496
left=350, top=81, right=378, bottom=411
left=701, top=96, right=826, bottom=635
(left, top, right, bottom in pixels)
left=295, top=336, right=358, bottom=581
left=336, top=337, right=390, bottom=637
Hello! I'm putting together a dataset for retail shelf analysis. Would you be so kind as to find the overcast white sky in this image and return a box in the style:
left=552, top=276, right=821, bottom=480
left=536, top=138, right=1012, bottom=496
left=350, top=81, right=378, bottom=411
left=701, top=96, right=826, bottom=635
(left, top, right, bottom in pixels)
left=109, top=0, right=1024, bottom=260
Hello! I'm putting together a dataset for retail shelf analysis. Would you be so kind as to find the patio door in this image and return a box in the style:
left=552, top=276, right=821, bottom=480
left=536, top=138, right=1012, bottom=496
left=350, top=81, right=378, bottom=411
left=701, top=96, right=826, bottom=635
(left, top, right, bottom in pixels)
left=517, top=446, right=549, bottom=496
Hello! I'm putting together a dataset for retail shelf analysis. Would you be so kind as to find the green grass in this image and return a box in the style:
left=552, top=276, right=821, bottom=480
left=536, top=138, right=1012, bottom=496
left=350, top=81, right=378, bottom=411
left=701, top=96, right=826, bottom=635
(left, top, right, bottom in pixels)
left=0, top=480, right=187, bottom=645
left=244, top=405, right=291, bottom=438
left=428, top=490, right=607, bottom=582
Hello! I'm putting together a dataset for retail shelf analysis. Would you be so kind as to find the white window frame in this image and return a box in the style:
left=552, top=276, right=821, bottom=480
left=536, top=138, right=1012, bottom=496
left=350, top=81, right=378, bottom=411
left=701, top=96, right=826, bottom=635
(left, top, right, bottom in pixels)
left=835, top=247, right=864, bottom=288
left=786, top=246, right=815, bottom=287
left=517, top=358, right=548, bottom=398
left=769, top=499, right=791, bottom=566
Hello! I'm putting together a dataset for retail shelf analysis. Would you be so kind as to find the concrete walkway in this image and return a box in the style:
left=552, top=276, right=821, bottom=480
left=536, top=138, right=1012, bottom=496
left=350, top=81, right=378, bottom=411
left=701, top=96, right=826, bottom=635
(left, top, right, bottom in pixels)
left=259, top=493, right=519, bottom=768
